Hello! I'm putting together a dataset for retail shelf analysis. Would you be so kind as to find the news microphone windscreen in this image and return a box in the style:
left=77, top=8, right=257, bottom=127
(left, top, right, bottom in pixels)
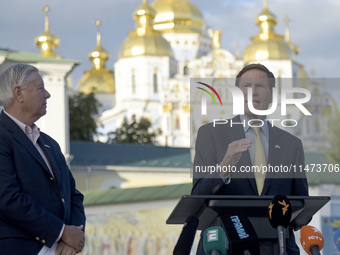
left=220, top=214, right=260, bottom=255
left=203, top=226, right=228, bottom=255
left=334, top=228, right=340, bottom=251
left=173, top=215, right=199, bottom=255
left=300, top=225, right=324, bottom=255
left=268, top=195, right=292, bottom=228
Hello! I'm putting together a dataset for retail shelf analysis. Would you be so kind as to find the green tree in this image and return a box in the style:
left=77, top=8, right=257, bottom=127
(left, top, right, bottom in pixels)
left=107, top=115, right=161, bottom=144
left=69, top=92, right=101, bottom=141
left=324, top=102, right=340, bottom=163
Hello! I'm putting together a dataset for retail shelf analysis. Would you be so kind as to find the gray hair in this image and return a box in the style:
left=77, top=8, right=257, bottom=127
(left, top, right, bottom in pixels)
left=0, top=64, right=39, bottom=108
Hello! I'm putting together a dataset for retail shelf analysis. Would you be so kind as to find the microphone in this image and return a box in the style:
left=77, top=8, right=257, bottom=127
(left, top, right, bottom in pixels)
left=220, top=213, right=260, bottom=255
left=334, top=228, right=340, bottom=251
left=173, top=215, right=199, bottom=255
left=300, top=225, right=324, bottom=255
left=203, top=226, right=228, bottom=255
left=268, top=195, right=292, bottom=255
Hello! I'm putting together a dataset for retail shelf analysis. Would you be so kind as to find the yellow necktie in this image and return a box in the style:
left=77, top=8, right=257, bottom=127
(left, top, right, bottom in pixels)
left=250, top=126, right=267, bottom=195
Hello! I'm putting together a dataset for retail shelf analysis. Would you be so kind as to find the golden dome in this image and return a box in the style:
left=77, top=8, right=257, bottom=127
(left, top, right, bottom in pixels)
left=77, top=69, right=115, bottom=94
left=243, top=0, right=296, bottom=63
left=118, top=0, right=173, bottom=58
left=133, top=0, right=157, bottom=17
left=244, top=40, right=295, bottom=63
left=88, top=42, right=109, bottom=71
left=77, top=18, right=115, bottom=94
left=151, top=0, right=204, bottom=34
left=35, top=4, right=60, bottom=57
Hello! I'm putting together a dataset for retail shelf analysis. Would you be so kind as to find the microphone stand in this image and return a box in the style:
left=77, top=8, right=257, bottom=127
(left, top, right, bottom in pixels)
left=277, top=225, right=286, bottom=255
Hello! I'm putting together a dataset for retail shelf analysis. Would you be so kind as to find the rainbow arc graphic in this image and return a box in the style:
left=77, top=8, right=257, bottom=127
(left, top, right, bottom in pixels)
left=196, top=82, right=222, bottom=106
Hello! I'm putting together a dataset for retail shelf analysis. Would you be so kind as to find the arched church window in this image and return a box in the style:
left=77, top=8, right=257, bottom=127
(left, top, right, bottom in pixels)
left=132, top=73, right=136, bottom=94
left=153, top=73, right=158, bottom=93
left=167, top=116, right=170, bottom=132
left=174, top=114, right=180, bottom=130
left=183, top=66, right=189, bottom=76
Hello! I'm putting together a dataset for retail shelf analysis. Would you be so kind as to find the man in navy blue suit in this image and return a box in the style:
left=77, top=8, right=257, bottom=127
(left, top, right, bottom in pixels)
left=0, top=64, right=86, bottom=255
left=192, top=64, right=308, bottom=254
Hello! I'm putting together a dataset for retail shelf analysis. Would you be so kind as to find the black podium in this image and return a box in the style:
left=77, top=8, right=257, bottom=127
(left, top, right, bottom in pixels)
left=167, top=195, right=330, bottom=254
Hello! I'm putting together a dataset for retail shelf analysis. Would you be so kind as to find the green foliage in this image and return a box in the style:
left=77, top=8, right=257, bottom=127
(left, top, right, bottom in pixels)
left=107, top=115, right=161, bottom=144
left=324, top=101, right=340, bottom=164
left=69, top=92, right=101, bottom=141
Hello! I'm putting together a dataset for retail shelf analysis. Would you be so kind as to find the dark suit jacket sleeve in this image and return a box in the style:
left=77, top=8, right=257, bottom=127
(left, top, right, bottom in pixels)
left=292, top=139, right=308, bottom=196
left=191, top=122, right=309, bottom=198
left=192, top=124, right=226, bottom=195
left=0, top=131, right=86, bottom=248
left=47, top=136, right=86, bottom=229
left=39, top=135, right=86, bottom=238
left=68, top=163, right=86, bottom=228
left=268, top=127, right=309, bottom=197
left=0, top=135, right=64, bottom=247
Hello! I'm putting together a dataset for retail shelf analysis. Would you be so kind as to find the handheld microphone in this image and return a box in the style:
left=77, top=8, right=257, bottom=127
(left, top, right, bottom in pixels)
left=203, top=226, right=228, bottom=255
left=173, top=215, right=199, bottom=255
left=334, top=228, right=340, bottom=251
left=220, top=213, right=259, bottom=255
left=300, top=225, right=324, bottom=255
left=268, top=195, right=292, bottom=255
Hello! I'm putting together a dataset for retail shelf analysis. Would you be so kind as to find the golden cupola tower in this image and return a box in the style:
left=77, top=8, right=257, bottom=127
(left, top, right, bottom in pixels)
left=118, top=0, right=173, bottom=58
left=77, top=18, right=115, bottom=94
left=243, top=0, right=298, bottom=63
left=151, top=0, right=204, bottom=34
left=35, top=4, right=60, bottom=57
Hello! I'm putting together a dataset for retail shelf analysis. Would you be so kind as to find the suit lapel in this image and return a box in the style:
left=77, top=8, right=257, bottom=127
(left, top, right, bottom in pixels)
left=16, top=132, right=51, bottom=173
left=37, top=136, right=61, bottom=185
left=262, top=125, right=283, bottom=194
left=0, top=112, right=60, bottom=181
left=267, top=126, right=283, bottom=166
left=0, top=112, right=52, bottom=175
left=227, top=116, right=258, bottom=194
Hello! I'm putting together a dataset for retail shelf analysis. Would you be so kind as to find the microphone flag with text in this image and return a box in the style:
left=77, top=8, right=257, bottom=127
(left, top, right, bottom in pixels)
left=300, top=225, right=324, bottom=255
left=173, top=215, right=199, bottom=255
left=268, top=195, right=292, bottom=255
left=203, top=226, right=228, bottom=255
left=220, top=213, right=260, bottom=255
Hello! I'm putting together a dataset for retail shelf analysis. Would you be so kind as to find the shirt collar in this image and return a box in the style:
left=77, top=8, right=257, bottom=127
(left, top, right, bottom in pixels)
left=240, top=115, right=269, bottom=138
left=4, top=110, right=40, bottom=141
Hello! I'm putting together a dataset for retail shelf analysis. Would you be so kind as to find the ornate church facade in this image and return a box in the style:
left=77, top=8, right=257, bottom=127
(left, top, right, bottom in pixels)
left=76, top=0, right=330, bottom=152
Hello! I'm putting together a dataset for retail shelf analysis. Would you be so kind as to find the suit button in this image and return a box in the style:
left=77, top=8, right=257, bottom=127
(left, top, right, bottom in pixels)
left=50, top=177, right=54, bottom=181
left=36, top=237, right=40, bottom=241
left=61, top=198, right=65, bottom=204
left=42, top=240, right=46, bottom=244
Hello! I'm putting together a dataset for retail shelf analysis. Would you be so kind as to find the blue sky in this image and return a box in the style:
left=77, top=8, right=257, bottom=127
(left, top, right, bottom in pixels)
left=1, top=0, right=340, bottom=88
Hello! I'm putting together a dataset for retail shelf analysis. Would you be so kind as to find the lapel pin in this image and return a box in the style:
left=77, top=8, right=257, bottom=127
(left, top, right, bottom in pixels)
left=275, top=145, right=280, bottom=149
left=44, top=144, right=50, bottom=148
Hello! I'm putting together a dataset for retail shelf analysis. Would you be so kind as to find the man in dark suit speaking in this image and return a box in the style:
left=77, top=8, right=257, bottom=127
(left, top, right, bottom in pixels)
left=192, top=64, right=308, bottom=254
left=0, top=64, right=86, bottom=255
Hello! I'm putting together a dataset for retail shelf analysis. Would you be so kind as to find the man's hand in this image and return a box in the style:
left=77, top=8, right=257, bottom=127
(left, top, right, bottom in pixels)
left=55, top=240, right=77, bottom=255
left=219, top=138, right=252, bottom=176
left=61, top=225, right=85, bottom=253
